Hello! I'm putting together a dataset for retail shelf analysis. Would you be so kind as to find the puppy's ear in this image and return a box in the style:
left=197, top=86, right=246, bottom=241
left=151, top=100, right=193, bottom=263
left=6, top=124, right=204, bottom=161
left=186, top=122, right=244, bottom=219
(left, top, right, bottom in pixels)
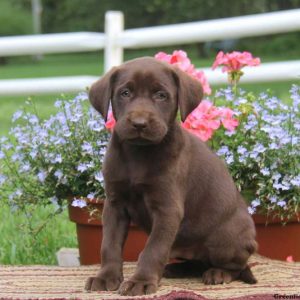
left=172, top=67, right=203, bottom=121
left=89, top=67, right=119, bottom=121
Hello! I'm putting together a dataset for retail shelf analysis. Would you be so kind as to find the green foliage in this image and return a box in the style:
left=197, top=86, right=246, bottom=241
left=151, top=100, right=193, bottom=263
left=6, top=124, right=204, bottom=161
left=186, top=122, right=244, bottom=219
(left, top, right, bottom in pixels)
left=0, top=0, right=32, bottom=36
left=41, top=0, right=300, bottom=31
left=0, top=205, right=77, bottom=264
left=238, top=32, right=300, bottom=58
left=0, top=95, right=109, bottom=213
left=211, top=85, right=300, bottom=221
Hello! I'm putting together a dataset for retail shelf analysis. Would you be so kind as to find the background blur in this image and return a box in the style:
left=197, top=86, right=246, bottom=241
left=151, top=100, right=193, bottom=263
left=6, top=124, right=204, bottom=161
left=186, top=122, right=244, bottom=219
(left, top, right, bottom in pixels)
left=0, top=0, right=299, bottom=265
left=1, top=0, right=300, bottom=54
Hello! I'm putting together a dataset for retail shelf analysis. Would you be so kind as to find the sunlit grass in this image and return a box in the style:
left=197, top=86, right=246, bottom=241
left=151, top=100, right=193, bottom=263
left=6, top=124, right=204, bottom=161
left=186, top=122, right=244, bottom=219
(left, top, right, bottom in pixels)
left=0, top=205, right=77, bottom=265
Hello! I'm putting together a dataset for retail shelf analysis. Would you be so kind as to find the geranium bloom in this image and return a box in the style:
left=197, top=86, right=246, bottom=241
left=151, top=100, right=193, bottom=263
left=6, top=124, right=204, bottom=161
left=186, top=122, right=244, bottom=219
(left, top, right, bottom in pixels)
left=155, top=50, right=193, bottom=73
left=182, top=101, right=238, bottom=141
left=182, top=120, right=214, bottom=141
left=212, top=51, right=260, bottom=73
left=155, top=50, right=211, bottom=95
left=220, top=108, right=239, bottom=131
left=182, top=102, right=216, bottom=141
left=105, top=111, right=116, bottom=131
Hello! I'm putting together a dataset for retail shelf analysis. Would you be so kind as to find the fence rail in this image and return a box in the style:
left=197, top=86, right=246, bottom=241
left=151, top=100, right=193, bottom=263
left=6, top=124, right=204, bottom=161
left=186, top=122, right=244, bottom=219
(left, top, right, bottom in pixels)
left=0, top=9, right=300, bottom=96
left=120, top=9, right=300, bottom=49
left=0, top=32, right=105, bottom=57
left=1, top=60, right=299, bottom=96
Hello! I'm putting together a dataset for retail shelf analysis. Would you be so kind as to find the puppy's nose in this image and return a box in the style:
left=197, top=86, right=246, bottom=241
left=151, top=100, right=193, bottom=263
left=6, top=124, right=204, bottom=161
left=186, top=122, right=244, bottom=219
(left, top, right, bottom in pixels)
left=131, top=118, right=147, bottom=130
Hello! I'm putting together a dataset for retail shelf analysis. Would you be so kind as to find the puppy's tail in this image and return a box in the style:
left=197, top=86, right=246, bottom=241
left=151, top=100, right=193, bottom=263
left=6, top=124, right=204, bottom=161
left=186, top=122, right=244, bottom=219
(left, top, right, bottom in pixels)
left=239, top=265, right=257, bottom=284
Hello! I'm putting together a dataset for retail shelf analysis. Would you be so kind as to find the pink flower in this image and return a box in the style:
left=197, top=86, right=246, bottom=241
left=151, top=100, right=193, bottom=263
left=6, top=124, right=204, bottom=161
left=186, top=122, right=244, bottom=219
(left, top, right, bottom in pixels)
left=155, top=50, right=192, bottom=73
left=219, top=108, right=239, bottom=131
left=155, top=52, right=172, bottom=64
left=181, top=101, right=239, bottom=141
left=182, top=101, right=221, bottom=141
left=190, top=70, right=212, bottom=95
left=155, top=50, right=211, bottom=95
left=286, top=255, right=294, bottom=263
left=212, top=51, right=260, bottom=73
left=105, top=111, right=116, bottom=131
left=182, top=120, right=214, bottom=141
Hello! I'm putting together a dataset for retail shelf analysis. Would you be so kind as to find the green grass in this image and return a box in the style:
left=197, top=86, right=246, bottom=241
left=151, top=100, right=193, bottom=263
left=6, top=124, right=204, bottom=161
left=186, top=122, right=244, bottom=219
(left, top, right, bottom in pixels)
left=0, top=50, right=298, bottom=264
left=0, top=205, right=77, bottom=265
left=0, top=53, right=104, bottom=79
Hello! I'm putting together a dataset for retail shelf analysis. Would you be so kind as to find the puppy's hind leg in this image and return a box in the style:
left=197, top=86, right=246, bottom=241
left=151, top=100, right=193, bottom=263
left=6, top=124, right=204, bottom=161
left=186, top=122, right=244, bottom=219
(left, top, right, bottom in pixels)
left=203, top=242, right=257, bottom=285
left=163, top=260, right=208, bottom=278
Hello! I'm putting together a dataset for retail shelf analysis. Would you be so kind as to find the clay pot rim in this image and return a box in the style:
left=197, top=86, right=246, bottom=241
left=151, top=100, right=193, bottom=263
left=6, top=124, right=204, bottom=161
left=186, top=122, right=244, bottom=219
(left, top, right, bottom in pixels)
left=68, top=197, right=142, bottom=228
left=252, top=212, right=300, bottom=225
left=70, top=198, right=300, bottom=226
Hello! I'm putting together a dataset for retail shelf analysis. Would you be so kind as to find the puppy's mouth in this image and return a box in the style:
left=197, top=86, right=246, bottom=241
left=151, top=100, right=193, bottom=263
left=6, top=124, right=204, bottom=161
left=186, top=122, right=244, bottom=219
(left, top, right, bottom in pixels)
left=126, top=137, right=155, bottom=146
left=115, top=118, right=168, bottom=145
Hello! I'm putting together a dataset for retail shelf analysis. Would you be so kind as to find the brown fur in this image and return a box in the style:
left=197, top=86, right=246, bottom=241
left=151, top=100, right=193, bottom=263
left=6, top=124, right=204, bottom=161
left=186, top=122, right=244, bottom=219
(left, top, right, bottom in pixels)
left=86, top=57, right=257, bottom=296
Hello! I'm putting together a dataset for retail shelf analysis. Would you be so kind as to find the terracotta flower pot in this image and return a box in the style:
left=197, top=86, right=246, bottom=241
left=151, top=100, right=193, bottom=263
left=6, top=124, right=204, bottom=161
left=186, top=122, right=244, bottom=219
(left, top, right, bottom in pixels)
left=253, top=214, right=300, bottom=261
left=68, top=199, right=148, bottom=265
left=68, top=199, right=300, bottom=264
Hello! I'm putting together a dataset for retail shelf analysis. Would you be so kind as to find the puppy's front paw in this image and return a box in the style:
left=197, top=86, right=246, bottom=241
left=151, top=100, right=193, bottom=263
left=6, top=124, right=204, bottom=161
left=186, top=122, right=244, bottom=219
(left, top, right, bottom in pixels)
left=202, top=268, right=235, bottom=285
left=118, top=279, right=157, bottom=296
left=85, top=275, right=122, bottom=291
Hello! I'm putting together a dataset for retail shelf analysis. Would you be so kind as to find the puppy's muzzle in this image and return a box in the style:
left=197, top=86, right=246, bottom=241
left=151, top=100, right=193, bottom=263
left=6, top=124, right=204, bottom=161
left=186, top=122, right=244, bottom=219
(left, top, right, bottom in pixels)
left=131, top=116, right=148, bottom=131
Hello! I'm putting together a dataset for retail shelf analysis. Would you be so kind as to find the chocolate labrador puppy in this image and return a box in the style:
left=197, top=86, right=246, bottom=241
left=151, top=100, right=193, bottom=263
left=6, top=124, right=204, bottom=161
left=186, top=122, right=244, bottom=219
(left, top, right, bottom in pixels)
left=86, top=57, right=257, bottom=296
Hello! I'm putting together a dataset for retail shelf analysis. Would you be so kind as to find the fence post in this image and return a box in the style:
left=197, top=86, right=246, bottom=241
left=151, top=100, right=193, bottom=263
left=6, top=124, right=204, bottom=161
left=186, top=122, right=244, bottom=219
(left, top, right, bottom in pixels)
left=104, top=11, right=124, bottom=72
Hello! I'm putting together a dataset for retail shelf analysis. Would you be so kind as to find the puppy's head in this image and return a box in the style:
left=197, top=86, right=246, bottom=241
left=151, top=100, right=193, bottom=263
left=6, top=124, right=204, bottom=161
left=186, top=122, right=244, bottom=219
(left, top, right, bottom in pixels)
left=89, top=57, right=203, bottom=145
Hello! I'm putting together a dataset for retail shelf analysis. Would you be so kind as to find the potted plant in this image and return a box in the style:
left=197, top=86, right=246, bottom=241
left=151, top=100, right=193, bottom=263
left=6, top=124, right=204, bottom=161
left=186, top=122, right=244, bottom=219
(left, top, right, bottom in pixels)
left=208, top=52, right=300, bottom=261
left=108, top=50, right=300, bottom=261
left=0, top=94, right=150, bottom=264
left=1, top=50, right=299, bottom=264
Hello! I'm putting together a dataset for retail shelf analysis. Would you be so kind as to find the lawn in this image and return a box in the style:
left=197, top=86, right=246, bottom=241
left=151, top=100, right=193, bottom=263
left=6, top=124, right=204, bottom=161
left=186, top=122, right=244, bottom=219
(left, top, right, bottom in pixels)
left=0, top=204, right=77, bottom=265
left=0, top=50, right=299, bottom=265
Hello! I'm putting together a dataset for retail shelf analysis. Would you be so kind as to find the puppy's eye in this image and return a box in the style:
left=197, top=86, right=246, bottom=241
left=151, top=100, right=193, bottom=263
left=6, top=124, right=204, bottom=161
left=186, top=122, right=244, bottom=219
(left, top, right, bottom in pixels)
left=154, top=91, right=168, bottom=101
left=120, top=89, right=131, bottom=98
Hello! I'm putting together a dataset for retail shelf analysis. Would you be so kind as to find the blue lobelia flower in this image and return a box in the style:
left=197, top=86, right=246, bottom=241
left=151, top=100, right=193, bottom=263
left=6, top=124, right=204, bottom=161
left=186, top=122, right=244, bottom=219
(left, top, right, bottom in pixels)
left=12, top=110, right=23, bottom=122
left=0, top=150, right=5, bottom=159
left=225, top=154, right=234, bottom=165
left=0, top=174, right=7, bottom=186
left=95, top=171, right=104, bottom=183
left=277, top=200, right=286, bottom=207
left=77, top=163, right=89, bottom=173
left=87, top=192, right=96, bottom=199
left=269, top=195, right=277, bottom=203
left=216, top=146, right=230, bottom=156
left=37, top=170, right=47, bottom=183
left=19, top=163, right=31, bottom=173
left=260, top=168, right=270, bottom=176
left=54, top=169, right=63, bottom=179
left=82, top=142, right=93, bottom=155
left=248, top=206, right=256, bottom=215
left=71, top=198, right=87, bottom=208
left=251, top=198, right=261, bottom=208
left=291, top=175, right=300, bottom=187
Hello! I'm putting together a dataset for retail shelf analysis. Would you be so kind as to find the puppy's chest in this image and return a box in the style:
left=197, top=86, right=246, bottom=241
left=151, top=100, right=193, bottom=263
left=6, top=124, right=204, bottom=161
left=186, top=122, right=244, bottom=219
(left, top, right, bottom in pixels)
left=119, top=157, right=158, bottom=187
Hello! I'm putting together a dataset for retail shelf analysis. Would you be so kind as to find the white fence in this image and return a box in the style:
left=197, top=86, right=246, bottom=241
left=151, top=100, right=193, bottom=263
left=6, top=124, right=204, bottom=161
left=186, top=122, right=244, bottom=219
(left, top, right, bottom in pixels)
left=0, top=9, right=300, bottom=96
